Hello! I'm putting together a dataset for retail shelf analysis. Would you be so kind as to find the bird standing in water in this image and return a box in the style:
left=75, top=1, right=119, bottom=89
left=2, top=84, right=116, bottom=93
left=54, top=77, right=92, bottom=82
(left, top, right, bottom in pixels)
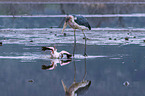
left=42, top=46, right=72, bottom=59
left=62, top=15, right=91, bottom=57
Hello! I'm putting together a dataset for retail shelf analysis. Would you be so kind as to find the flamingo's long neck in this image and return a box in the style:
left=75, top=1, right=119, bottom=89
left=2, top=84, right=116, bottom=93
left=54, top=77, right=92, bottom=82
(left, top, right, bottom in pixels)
left=52, top=50, right=54, bottom=54
left=52, top=49, right=60, bottom=59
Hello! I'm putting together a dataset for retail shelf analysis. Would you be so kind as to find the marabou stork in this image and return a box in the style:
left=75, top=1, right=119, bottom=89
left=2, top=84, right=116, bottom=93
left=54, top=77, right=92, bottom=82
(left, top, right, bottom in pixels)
left=62, top=15, right=91, bottom=57
left=42, top=46, right=72, bottom=59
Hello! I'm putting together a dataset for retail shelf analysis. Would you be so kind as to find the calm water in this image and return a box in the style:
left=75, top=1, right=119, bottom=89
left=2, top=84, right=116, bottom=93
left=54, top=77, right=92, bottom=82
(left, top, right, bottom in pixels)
left=0, top=28, right=145, bottom=96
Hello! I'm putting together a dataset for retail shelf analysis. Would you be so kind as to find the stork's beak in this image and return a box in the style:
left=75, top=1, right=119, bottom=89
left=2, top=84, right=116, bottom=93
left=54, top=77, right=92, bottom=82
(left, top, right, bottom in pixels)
left=62, top=22, right=67, bottom=34
left=62, top=17, right=69, bottom=33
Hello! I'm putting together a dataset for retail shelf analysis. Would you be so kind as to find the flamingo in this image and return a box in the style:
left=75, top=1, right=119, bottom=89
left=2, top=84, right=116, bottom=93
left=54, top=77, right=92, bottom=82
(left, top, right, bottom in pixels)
left=42, top=46, right=72, bottom=59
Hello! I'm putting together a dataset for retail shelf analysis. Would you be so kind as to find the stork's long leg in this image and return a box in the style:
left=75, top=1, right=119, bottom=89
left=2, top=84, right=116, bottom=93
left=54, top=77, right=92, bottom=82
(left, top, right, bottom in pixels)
left=73, top=30, right=76, bottom=57
left=82, top=30, right=87, bottom=56
left=73, top=60, right=76, bottom=83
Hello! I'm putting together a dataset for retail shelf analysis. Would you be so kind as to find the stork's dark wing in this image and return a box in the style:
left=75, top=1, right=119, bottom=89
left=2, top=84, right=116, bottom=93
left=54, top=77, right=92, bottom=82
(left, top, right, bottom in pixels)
left=72, top=15, right=91, bottom=30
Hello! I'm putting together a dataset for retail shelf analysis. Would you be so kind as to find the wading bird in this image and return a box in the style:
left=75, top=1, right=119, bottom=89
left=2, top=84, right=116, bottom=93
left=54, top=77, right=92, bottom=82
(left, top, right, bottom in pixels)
left=62, top=15, right=91, bottom=57
left=42, top=46, right=72, bottom=59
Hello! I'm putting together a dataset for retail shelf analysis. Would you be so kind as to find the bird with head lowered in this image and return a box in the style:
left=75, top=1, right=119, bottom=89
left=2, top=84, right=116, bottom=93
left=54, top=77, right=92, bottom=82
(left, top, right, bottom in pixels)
left=62, top=15, right=91, bottom=57
left=42, top=46, right=72, bottom=59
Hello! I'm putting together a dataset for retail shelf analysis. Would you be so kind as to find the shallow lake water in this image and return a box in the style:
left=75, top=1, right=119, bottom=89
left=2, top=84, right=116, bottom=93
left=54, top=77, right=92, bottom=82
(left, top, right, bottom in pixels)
left=0, top=28, right=145, bottom=96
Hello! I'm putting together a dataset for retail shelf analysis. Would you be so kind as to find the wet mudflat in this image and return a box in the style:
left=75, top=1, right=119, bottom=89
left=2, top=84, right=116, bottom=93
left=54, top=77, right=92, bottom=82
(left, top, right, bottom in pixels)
left=0, top=28, right=145, bottom=96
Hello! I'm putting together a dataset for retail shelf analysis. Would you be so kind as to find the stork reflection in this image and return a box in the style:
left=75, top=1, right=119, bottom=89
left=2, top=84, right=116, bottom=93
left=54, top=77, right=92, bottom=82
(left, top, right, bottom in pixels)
left=42, top=59, right=72, bottom=70
left=61, top=59, right=91, bottom=96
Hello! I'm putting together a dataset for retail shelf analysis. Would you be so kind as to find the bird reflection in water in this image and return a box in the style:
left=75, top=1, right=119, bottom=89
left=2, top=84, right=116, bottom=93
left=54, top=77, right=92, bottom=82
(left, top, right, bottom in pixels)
left=42, top=59, right=72, bottom=70
left=61, top=59, right=91, bottom=96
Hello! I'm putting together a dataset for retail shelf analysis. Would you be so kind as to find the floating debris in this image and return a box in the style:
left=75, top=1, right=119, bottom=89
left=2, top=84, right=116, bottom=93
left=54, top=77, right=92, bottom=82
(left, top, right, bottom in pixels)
left=50, top=26, right=53, bottom=29
left=133, top=36, right=136, bottom=38
left=134, top=69, right=138, bottom=71
left=109, top=38, right=112, bottom=40
left=125, top=37, right=129, bottom=41
left=0, top=42, right=2, bottom=46
left=120, top=37, right=123, bottom=39
left=30, top=40, right=33, bottom=42
left=50, top=26, right=58, bottom=29
left=83, top=37, right=90, bottom=40
left=123, top=81, right=130, bottom=86
left=28, top=79, right=34, bottom=82
left=63, top=33, right=66, bottom=36
left=114, top=38, right=117, bottom=40
left=143, top=40, right=145, bottom=42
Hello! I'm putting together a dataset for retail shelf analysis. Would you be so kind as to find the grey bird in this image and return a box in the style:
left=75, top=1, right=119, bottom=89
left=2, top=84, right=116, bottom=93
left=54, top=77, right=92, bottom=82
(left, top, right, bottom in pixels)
left=62, top=15, right=91, bottom=57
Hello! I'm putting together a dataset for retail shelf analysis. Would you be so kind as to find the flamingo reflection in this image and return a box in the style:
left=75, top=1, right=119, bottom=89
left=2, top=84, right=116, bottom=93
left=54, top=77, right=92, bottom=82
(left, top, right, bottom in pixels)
left=42, top=59, right=72, bottom=70
left=61, top=59, right=91, bottom=96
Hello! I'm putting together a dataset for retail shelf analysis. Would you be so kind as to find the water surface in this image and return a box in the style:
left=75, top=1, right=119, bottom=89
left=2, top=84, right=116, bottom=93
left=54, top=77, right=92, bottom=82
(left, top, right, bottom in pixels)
left=0, top=28, right=145, bottom=96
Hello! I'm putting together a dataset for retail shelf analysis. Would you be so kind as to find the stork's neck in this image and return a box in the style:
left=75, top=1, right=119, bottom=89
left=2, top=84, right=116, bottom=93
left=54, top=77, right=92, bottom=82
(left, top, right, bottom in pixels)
left=67, top=19, right=75, bottom=29
left=68, top=16, right=75, bottom=22
left=70, top=19, right=75, bottom=23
